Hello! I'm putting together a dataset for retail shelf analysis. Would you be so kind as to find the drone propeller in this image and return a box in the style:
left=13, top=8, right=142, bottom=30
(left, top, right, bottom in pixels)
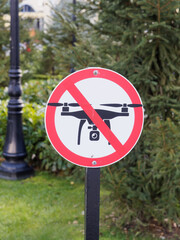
left=100, top=103, right=142, bottom=108
left=127, top=104, right=142, bottom=108
left=100, top=104, right=123, bottom=107
left=68, top=103, right=80, bottom=107
left=48, top=103, right=63, bottom=107
left=48, top=102, right=80, bottom=107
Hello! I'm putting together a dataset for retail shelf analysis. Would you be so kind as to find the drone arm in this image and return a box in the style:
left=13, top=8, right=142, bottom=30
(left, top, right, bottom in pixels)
left=77, top=120, right=86, bottom=145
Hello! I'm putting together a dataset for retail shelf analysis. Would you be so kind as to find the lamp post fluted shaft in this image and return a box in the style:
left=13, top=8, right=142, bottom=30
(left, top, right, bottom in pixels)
left=0, top=0, right=34, bottom=180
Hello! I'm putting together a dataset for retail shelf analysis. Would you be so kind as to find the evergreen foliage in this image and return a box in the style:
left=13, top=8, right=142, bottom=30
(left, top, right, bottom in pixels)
left=40, top=3, right=78, bottom=75
left=19, top=18, right=44, bottom=82
left=82, top=0, right=180, bottom=229
left=78, top=0, right=180, bottom=120
left=40, top=0, right=180, bottom=231
left=0, top=78, right=73, bottom=173
left=0, top=1, right=43, bottom=85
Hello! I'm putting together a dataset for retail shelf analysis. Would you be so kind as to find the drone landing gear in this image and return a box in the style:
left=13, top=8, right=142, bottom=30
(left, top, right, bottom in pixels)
left=78, top=119, right=86, bottom=145
left=104, top=120, right=111, bottom=145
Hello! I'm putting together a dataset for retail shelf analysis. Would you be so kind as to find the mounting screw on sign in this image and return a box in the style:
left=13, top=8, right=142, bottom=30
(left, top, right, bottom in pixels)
left=93, top=70, right=99, bottom=76
left=45, top=67, right=144, bottom=168
left=92, top=161, right=97, bottom=165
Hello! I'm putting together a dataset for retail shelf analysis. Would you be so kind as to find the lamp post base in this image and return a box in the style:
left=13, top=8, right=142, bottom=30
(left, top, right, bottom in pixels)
left=0, top=161, right=34, bottom=180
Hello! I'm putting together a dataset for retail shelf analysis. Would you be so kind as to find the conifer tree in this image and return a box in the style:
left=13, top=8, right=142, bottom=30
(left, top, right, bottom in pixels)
left=46, top=0, right=180, bottom=119
left=39, top=2, right=77, bottom=75
left=77, top=0, right=180, bottom=229
left=44, top=0, right=180, bottom=231
left=78, top=0, right=180, bottom=120
left=80, top=0, right=180, bottom=229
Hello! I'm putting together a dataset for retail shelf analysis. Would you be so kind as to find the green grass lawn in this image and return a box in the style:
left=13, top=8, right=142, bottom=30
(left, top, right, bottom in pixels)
left=0, top=171, right=158, bottom=240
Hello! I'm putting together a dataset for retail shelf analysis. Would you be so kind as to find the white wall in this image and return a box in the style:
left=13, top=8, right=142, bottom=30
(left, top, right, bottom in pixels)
left=20, top=0, right=61, bottom=29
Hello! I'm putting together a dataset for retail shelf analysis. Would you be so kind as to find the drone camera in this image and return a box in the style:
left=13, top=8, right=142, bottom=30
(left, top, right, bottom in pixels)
left=90, top=131, right=100, bottom=141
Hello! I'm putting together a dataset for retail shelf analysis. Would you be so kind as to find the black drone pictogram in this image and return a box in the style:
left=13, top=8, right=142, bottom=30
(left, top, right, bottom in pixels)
left=48, top=102, right=143, bottom=145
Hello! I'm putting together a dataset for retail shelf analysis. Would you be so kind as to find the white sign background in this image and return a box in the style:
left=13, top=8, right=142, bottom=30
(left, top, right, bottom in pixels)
left=55, top=77, right=134, bottom=158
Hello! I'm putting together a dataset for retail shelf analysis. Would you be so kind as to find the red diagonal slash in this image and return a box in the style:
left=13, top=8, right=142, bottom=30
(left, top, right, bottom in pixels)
left=67, top=83, right=124, bottom=153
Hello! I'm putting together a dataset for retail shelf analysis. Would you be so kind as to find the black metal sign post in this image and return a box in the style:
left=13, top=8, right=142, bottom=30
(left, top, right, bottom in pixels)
left=85, top=168, right=100, bottom=240
left=0, top=0, right=34, bottom=180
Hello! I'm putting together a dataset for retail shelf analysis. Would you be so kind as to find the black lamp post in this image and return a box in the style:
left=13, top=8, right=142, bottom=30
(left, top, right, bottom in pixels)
left=0, top=0, right=34, bottom=180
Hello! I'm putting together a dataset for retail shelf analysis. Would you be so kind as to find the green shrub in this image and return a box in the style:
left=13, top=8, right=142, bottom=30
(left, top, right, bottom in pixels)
left=103, top=110, right=180, bottom=229
left=0, top=78, right=73, bottom=173
left=0, top=100, right=7, bottom=155
left=22, top=77, right=62, bottom=104
left=23, top=101, right=73, bottom=173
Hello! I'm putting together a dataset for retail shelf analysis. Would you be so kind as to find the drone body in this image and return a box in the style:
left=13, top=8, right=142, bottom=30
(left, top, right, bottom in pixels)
left=48, top=102, right=142, bottom=145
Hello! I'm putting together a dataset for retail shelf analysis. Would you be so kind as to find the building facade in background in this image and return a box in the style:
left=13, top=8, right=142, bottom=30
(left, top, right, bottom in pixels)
left=19, top=0, right=61, bottom=31
left=3, top=0, right=77, bottom=33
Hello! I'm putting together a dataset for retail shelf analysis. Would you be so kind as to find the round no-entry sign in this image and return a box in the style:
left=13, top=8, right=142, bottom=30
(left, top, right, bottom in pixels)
left=45, top=68, right=144, bottom=168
